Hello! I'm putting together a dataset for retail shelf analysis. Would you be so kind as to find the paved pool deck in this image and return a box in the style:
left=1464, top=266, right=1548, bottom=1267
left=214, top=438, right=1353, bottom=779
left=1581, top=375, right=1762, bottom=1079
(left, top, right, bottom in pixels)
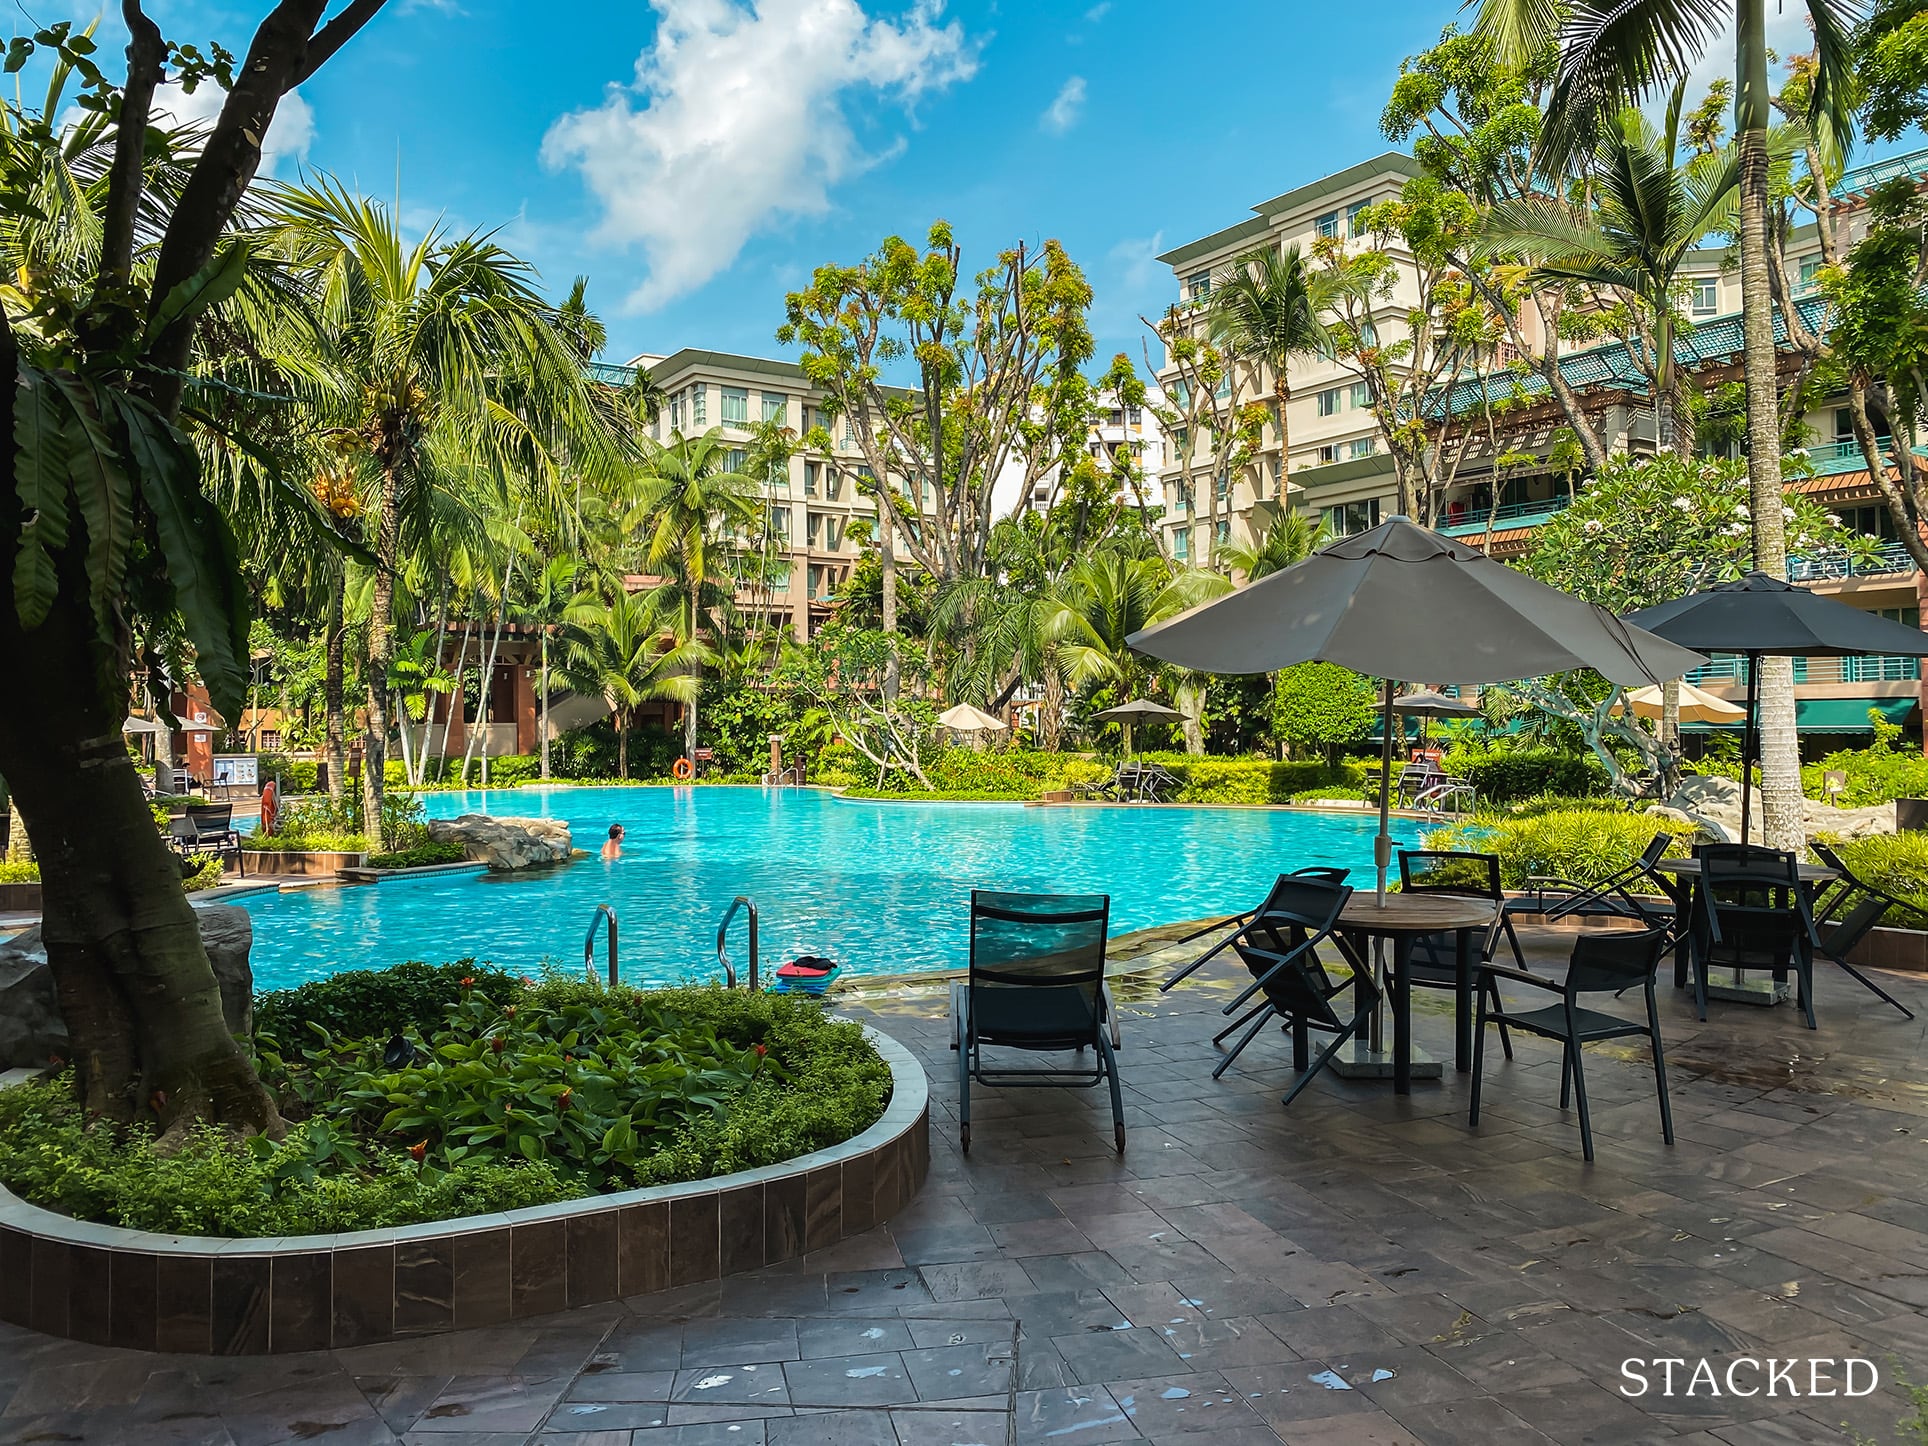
left=3, top=922, right=1928, bottom=1445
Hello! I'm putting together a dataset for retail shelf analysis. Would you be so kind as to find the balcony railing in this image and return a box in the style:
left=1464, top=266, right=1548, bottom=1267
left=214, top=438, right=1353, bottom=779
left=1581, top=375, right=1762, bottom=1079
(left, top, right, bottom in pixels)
left=1788, top=540, right=1917, bottom=582
left=1686, top=654, right=1922, bottom=686
left=1436, top=495, right=1572, bottom=537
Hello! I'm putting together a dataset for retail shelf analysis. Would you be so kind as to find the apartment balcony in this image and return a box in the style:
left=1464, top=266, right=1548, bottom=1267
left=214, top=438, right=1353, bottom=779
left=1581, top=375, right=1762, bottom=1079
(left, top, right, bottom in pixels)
left=1686, top=654, right=1922, bottom=686
left=1435, top=495, right=1572, bottom=537
left=1788, top=540, right=1918, bottom=583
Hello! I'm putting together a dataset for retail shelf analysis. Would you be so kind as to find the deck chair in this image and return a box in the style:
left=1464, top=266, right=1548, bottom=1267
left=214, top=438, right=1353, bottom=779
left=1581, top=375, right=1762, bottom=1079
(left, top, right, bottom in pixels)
left=1807, top=842, right=1917, bottom=1020
left=951, top=891, right=1123, bottom=1155
left=1398, top=849, right=1523, bottom=1059
left=1511, top=833, right=1682, bottom=929
left=184, top=804, right=240, bottom=854
left=1470, top=926, right=1674, bottom=1163
left=1688, top=845, right=1822, bottom=1030
left=1206, top=874, right=1369, bottom=1104
left=1161, top=867, right=1350, bottom=993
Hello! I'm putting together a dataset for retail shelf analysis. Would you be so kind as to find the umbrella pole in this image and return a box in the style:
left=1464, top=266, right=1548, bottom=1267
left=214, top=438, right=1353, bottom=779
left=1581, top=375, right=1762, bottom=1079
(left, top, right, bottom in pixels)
left=1376, top=679, right=1395, bottom=905
left=1741, top=651, right=1759, bottom=846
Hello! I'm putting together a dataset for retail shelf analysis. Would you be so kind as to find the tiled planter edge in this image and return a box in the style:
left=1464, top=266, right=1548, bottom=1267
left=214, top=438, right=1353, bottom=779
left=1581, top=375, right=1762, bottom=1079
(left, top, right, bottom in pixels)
left=0, top=1024, right=928, bottom=1354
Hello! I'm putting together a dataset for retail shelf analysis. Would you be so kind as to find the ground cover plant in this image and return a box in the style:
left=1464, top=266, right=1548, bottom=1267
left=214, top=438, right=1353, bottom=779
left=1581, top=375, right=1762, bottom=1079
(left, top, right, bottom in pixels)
left=0, top=969, right=889, bottom=1237
left=1424, top=808, right=1697, bottom=889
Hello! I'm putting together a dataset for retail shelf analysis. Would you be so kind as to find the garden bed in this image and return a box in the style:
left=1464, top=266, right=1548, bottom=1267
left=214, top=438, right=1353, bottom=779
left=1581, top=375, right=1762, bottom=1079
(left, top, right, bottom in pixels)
left=239, top=849, right=367, bottom=877
left=0, top=967, right=926, bottom=1352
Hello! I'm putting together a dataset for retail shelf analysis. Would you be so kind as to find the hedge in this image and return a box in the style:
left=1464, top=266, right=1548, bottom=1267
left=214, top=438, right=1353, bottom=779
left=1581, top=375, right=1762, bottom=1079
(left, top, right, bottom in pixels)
left=1423, top=808, right=1696, bottom=890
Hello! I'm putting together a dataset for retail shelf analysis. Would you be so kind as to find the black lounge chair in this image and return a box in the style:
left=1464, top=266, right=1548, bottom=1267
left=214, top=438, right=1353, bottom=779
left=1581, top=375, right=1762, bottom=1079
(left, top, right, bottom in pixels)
left=1807, top=842, right=1917, bottom=1020
left=1161, top=866, right=1350, bottom=993
left=1206, top=873, right=1370, bottom=1104
left=1470, top=926, right=1675, bottom=1163
left=1398, top=849, right=1523, bottom=1059
left=1506, top=833, right=1683, bottom=935
left=1687, top=844, right=1821, bottom=1029
left=951, top=890, right=1124, bottom=1154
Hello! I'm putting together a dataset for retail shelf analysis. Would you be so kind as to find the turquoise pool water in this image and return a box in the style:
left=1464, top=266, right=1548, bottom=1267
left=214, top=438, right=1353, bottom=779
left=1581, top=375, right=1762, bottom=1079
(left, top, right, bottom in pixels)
left=233, top=786, right=1411, bottom=991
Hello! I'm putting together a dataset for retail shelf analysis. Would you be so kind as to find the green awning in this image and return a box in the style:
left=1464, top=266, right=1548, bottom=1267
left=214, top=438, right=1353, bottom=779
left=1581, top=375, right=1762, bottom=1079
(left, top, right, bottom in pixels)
left=1681, top=696, right=1917, bottom=733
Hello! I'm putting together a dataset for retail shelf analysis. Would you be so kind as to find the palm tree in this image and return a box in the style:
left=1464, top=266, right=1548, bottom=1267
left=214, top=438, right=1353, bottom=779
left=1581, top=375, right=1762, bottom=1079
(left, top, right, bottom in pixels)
left=623, top=429, right=762, bottom=761
left=1477, top=94, right=1746, bottom=455
left=557, top=590, right=710, bottom=780
left=269, top=178, right=623, bottom=842
left=1218, top=509, right=1331, bottom=582
left=1477, top=0, right=1858, bottom=852
left=520, top=556, right=582, bottom=781
left=1207, top=245, right=1337, bottom=507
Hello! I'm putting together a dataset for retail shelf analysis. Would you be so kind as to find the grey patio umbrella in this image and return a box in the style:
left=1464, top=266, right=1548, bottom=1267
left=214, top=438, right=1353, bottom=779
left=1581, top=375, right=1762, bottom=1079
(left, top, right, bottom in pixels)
left=1129, top=518, right=1706, bottom=901
left=1093, top=698, right=1184, bottom=771
left=1393, top=687, right=1479, bottom=752
left=1627, top=571, right=1928, bottom=843
left=121, top=715, right=170, bottom=735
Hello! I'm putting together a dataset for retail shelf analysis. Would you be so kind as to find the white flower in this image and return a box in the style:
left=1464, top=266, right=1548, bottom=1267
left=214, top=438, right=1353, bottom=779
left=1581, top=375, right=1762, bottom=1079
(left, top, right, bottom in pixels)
left=1583, top=518, right=1604, bottom=534
left=1672, top=496, right=1693, bottom=511
left=1781, top=505, right=1796, bottom=520
left=1725, top=522, right=1749, bottom=537
left=1735, top=502, right=1749, bottom=516
left=1826, top=512, right=1842, bottom=525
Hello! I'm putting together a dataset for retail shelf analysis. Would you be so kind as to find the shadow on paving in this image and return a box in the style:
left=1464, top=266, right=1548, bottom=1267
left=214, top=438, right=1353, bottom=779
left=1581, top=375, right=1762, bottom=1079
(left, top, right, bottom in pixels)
left=5, top=922, right=1928, bottom=1445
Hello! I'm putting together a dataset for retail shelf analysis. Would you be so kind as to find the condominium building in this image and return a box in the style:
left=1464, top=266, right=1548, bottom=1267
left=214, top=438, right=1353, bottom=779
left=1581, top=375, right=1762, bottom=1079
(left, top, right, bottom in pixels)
left=1007, top=383, right=1169, bottom=513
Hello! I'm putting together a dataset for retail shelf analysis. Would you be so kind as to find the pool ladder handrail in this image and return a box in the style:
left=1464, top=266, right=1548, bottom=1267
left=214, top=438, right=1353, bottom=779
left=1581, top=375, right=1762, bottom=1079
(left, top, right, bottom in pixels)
left=585, top=904, right=619, bottom=988
left=716, top=895, right=759, bottom=991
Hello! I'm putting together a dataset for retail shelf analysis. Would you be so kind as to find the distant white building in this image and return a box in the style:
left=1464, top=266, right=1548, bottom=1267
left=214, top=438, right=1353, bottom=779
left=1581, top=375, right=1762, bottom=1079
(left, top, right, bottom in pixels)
left=997, top=382, right=1170, bottom=517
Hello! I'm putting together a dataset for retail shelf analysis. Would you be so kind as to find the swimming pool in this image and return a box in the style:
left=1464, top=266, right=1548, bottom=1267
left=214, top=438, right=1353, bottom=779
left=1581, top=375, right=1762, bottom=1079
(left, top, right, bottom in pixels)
left=233, top=786, right=1414, bottom=991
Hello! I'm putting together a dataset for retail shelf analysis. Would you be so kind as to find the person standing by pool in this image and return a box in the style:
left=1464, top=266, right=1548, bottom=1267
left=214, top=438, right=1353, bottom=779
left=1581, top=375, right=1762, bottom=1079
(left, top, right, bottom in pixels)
left=601, top=823, right=624, bottom=860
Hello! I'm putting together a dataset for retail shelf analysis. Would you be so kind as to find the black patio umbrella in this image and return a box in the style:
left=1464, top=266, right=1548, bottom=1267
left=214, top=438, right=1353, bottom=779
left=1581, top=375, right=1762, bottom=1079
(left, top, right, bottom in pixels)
left=1093, top=698, right=1185, bottom=770
left=1129, top=518, right=1705, bottom=901
left=1627, top=571, right=1928, bottom=843
left=1393, top=688, right=1480, bottom=752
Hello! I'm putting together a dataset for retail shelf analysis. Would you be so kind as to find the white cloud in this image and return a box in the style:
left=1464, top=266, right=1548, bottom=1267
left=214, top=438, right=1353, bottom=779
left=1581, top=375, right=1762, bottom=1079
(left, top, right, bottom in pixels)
left=151, top=80, right=315, bottom=176
left=542, top=0, right=979, bottom=313
left=1675, top=8, right=1813, bottom=137
left=1041, top=75, right=1085, bottom=135
left=1084, top=2, right=1110, bottom=19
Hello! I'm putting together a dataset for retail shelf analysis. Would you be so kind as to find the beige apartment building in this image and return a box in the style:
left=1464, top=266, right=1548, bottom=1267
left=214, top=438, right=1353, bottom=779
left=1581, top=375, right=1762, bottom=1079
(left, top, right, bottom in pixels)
left=618, top=348, right=932, bottom=642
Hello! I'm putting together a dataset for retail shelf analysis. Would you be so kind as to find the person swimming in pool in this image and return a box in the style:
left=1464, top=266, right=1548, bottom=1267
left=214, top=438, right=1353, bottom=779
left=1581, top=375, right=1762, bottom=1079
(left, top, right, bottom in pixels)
left=601, top=823, right=624, bottom=860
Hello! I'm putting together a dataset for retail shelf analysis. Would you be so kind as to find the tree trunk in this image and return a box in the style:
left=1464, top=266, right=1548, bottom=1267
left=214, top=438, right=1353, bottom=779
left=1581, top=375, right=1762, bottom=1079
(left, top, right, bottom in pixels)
left=540, top=631, right=551, bottom=781
left=618, top=716, right=629, bottom=781
left=880, top=506, right=900, bottom=701
left=1274, top=378, right=1292, bottom=500
left=324, top=576, right=346, bottom=806
left=1661, top=677, right=1681, bottom=747
left=1736, top=0, right=1801, bottom=852
left=6, top=792, right=30, bottom=863
left=0, top=590, right=279, bottom=1135
left=361, top=465, right=400, bottom=847
left=1041, top=667, right=1064, bottom=751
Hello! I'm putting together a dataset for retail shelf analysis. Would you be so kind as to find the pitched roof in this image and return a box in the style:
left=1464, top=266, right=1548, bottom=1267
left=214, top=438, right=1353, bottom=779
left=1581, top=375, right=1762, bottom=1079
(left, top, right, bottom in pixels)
left=1156, top=153, right=1424, bottom=270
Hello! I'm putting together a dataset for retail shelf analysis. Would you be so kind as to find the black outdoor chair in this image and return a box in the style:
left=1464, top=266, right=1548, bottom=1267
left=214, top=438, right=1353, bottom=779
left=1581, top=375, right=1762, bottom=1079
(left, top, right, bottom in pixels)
left=1206, top=874, right=1373, bottom=1105
left=1688, top=844, right=1821, bottom=1030
left=951, top=890, right=1124, bottom=1154
left=1470, top=926, right=1674, bottom=1163
left=1398, top=849, right=1524, bottom=1059
left=1161, top=866, right=1351, bottom=993
left=184, top=804, right=241, bottom=855
left=1505, top=833, right=1683, bottom=938
left=1807, top=841, right=1917, bottom=1020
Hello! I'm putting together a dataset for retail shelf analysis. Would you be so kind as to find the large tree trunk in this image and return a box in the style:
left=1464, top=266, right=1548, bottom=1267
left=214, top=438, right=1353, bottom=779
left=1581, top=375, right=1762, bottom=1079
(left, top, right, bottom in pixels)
left=1736, top=0, right=1801, bottom=851
left=361, top=465, right=400, bottom=846
left=6, top=792, right=29, bottom=863
left=0, top=591, right=279, bottom=1135
left=880, top=506, right=900, bottom=701
left=540, top=630, right=551, bottom=781
left=324, top=576, right=346, bottom=806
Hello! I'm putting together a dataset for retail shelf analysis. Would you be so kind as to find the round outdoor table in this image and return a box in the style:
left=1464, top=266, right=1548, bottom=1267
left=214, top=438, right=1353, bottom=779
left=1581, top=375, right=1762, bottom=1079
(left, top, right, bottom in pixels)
left=1650, top=857, right=1837, bottom=1006
left=1336, top=893, right=1496, bottom=1096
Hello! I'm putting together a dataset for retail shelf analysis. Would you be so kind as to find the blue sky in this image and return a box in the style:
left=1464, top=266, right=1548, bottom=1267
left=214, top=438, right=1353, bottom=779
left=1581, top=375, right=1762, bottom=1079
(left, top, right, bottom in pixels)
left=45, top=0, right=1925, bottom=371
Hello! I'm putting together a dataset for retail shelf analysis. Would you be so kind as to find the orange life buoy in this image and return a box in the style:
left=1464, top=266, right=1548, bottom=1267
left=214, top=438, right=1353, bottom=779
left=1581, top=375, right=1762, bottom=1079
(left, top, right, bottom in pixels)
left=672, top=756, right=695, bottom=780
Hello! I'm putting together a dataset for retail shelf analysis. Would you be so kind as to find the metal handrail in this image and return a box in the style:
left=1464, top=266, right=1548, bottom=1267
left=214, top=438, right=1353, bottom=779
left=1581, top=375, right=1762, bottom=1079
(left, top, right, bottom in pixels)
left=585, top=904, right=619, bottom=988
left=716, top=895, right=759, bottom=990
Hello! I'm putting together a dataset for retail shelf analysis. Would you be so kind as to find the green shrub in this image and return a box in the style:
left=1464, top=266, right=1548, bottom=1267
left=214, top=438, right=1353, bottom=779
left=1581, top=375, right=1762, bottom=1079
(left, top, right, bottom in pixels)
left=1441, top=744, right=1609, bottom=802
left=258, top=755, right=319, bottom=792
left=1139, top=756, right=1367, bottom=805
left=254, top=959, right=530, bottom=1043
left=242, top=829, right=371, bottom=852
left=181, top=856, right=225, bottom=892
left=1815, top=832, right=1928, bottom=926
left=1802, top=744, right=1928, bottom=807
left=1290, top=786, right=1365, bottom=803
left=1424, top=808, right=1696, bottom=889
left=366, top=841, right=469, bottom=869
left=0, top=860, right=38, bottom=882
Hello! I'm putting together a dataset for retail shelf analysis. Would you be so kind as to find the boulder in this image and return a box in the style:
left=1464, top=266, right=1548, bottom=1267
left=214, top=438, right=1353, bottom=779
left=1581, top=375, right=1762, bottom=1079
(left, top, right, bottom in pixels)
left=1651, top=775, right=1896, bottom=844
left=426, top=814, right=574, bottom=872
left=0, top=903, right=254, bottom=1071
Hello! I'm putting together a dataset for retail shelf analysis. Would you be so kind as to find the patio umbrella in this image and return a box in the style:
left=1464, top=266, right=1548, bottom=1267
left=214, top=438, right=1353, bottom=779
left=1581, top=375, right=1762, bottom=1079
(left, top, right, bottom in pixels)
left=1627, top=571, right=1928, bottom=842
left=1093, top=698, right=1184, bottom=771
left=121, top=716, right=169, bottom=734
left=1129, top=518, right=1705, bottom=901
left=1612, top=680, right=1746, bottom=725
left=937, top=703, right=1008, bottom=733
left=1392, top=687, right=1480, bottom=752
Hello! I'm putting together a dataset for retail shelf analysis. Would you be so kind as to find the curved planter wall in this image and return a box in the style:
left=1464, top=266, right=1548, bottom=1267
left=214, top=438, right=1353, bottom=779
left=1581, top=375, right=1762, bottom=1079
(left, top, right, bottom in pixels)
left=0, top=1026, right=928, bottom=1355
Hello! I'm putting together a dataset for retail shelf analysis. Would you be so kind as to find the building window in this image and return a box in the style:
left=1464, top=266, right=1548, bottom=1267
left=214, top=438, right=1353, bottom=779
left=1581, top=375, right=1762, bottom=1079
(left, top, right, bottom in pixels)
left=1216, top=519, right=1230, bottom=545
left=1214, top=374, right=1230, bottom=400
left=1316, top=387, right=1342, bottom=417
left=690, top=385, right=707, bottom=426
left=1126, top=405, right=1142, bottom=425
left=1347, top=436, right=1377, bottom=460
left=1317, top=443, right=1338, bottom=465
left=1798, top=257, right=1822, bottom=294
left=721, top=386, right=749, bottom=424
left=1269, top=455, right=1281, bottom=494
left=803, top=460, right=819, bottom=496
left=1346, top=200, right=1369, bottom=236
left=1215, top=472, right=1230, bottom=502
left=726, top=448, right=748, bottom=474
left=760, top=391, right=787, bottom=424
left=1173, top=527, right=1189, bottom=559
left=1322, top=499, right=1380, bottom=536
left=1316, top=210, right=1339, bottom=239
left=768, top=506, right=790, bottom=543
left=1349, top=381, right=1371, bottom=409
left=1187, top=270, right=1210, bottom=301
left=1690, top=278, right=1718, bottom=316
left=1835, top=407, right=1854, bottom=444
left=1169, top=486, right=1187, bottom=515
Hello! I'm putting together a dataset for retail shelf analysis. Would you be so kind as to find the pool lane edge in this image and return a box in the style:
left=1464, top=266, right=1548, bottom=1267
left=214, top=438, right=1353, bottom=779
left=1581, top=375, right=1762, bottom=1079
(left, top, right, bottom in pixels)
left=0, top=1023, right=929, bottom=1354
